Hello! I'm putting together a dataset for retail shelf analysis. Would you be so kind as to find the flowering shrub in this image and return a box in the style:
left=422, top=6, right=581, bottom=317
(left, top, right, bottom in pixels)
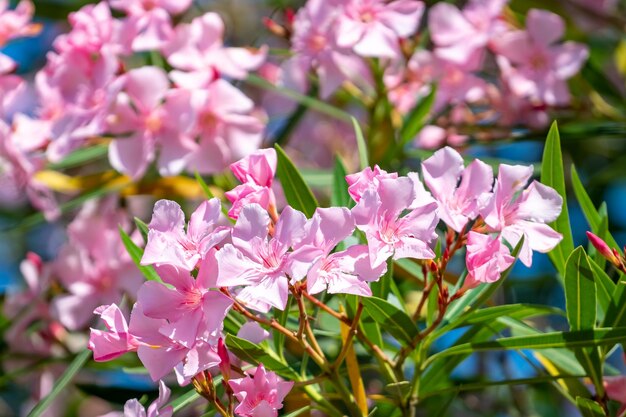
left=1, top=0, right=626, bottom=416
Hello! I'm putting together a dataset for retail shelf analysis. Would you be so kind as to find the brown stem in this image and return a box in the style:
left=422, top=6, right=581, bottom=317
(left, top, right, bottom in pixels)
left=302, top=290, right=350, bottom=324
left=333, top=302, right=363, bottom=370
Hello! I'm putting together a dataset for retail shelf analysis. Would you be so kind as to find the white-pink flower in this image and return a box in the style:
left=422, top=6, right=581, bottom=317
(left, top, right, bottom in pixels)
left=421, top=146, right=493, bottom=232
left=480, top=164, right=563, bottom=267
left=464, top=231, right=515, bottom=289
left=141, top=198, right=229, bottom=271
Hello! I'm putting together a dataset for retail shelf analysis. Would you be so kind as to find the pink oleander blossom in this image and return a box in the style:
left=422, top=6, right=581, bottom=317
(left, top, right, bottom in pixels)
left=352, top=176, right=439, bottom=268
left=336, top=0, right=424, bottom=58
left=491, top=9, right=589, bottom=106
left=464, top=231, right=515, bottom=289
left=421, top=147, right=493, bottom=232
left=230, top=148, right=277, bottom=187
left=89, top=304, right=141, bottom=362
left=604, top=376, right=626, bottom=417
left=110, top=0, right=192, bottom=52
left=106, top=66, right=196, bottom=178
left=51, top=199, right=143, bottom=330
left=165, top=12, right=266, bottom=85
left=281, top=0, right=370, bottom=98
left=100, top=380, right=173, bottom=417
left=229, top=364, right=294, bottom=417
left=137, top=256, right=233, bottom=348
left=293, top=207, right=386, bottom=296
left=345, top=165, right=397, bottom=203
left=429, top=0, right=507, bottom=66
left=185, top=79, right=265, bottom=175
left=480, top=164, right=563, bottom=267
left=141, top=198, right=229, bottom=271
left=216, top=204, right=312, bottom=312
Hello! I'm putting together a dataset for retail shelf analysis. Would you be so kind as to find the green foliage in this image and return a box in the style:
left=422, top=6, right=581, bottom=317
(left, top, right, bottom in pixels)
left=275, top=144, right=319, bottom=218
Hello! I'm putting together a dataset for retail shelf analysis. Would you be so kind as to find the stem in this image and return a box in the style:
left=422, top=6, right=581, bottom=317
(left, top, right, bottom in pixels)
left=333, top=301, right=363, bottom=370
left=302, top=290, right=350, bottom=324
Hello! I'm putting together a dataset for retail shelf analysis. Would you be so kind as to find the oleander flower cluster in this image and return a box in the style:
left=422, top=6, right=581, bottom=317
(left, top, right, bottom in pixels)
left=85, top=147, right=562, bottom=415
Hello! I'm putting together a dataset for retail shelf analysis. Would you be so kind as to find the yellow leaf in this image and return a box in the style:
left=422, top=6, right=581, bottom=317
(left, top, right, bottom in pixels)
left=339, top=306, right=368, bottom=415
left=33, top=170, right=122, bottom=193
left=615, top=38, right=626, bottom=77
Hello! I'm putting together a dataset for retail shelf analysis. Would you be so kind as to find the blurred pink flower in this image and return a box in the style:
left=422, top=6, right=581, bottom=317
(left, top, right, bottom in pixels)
left=165, top=12, right=266, bottom=84
left=100, top=380, right=173, bottom=417
left=346, top=165, right=397, bottom=203
left=336, top=0, right=424, bottom=58
left=492, top=9, right=589, bottom=106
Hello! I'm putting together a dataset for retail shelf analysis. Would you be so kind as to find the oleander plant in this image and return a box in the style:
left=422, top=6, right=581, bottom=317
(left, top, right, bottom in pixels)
left=1, top=0, right=626, bottom=416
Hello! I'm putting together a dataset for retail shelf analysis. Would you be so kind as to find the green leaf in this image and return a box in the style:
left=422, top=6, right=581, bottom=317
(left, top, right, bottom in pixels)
left=564, top=247, right=596, bottom=331
left=194, top=171, right=215, bottom=199
left=274, top=144, right=319, bottom=218
left=134, top=217, right=149, bottom=244
left=371, top=258, right=393, bottom=300
left=244, top=74, right=351, bottom=122
left=225, top=334, right=299, bottom=379
left=590, top=204, right=609, bottom=270
left=425, top=327, right=626, bottom=366
left=603, top=281, right=626, bottom=328
left=361, top=296, right=419, bottom=346
left=331, top=157, right=351, bottom=208
left=576, top=397, right=607, bottom=417
left=27, top=350, right=91, bottom=417
left=541, top=121, right=574, bottom=277
left=119, top=227, right=162, bottom=283
left=571, top=164, right=622, bottom=255
left=351, top=117, right=369, bottom=170
left=399, top=86, right=436, bottom=146
left=592, top=258, right=615, bottom=322
left=46, top=144, right=108, bottom=170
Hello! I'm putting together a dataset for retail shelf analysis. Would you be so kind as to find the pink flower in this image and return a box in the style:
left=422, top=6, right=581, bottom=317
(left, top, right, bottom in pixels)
left=51, top=199, right=143, bottom=330
left=226, top=149, right=277, bottom=219
left=100, top=380, right=173, bottom=417
left=110, top=0, right=192, bottom=52
left=216, top=204, right=311, bottom=312
left=89, top=304, right=141, bottom=362
left=336, top=0, right=424, bottom=58
left=429, top=0, right=507, bottom=66
left=137, top=255, right=233, bottom=348
left=421, top=147, right=493, bottom=232
left=53, top=3, right=130, bottom=56
left=480, top=164, right=563, bottom=267
left=185, top=79, right=265, bottom=175
left=0, top=0, right=40, bottom=73
left=106, top=66, right=196, bottom=178
left=346, top=165, right=397, bottom=203
left=229, top=364, right=294, bottom=417
left=230, top=148, right=277, bottom=188
left=282, top=0, right=370, bottom=98
left=165, top=12, right=266, bottom=85
left=587, top=231, right=621, bottom=267
left=464, top=232, right=515, bottom=289
left=491, top=9, right=589, bottom=106
left=141, top=199, right=229, bottom=271
left=293, top=207, right=386, bottom=296
left=352, top=176, right=439, bottom=268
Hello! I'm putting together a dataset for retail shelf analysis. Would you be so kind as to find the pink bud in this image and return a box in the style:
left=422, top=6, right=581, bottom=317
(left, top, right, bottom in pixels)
left=587, top=231, right=620, bottom=266
left=217, top=338, right=230, bottom=380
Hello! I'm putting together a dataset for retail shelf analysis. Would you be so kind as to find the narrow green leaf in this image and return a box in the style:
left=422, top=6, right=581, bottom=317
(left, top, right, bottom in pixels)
left=604, top=281, right=626, bottom=328
left=592, top=258, right=615, bottom=322
left=571, top=165, right=622, bottom=254
left=274, top=144, right=319, bottom=218
left=331, top=157, right=351, bottom=208
left=576, top=397, right=607, bottom=417
left=564, top=247, right=596, bottom=331
left=244, top=74, right=351, bottom=122
left=371, top=258, right=393, bottom=300
left=399, top=86, right=436, bottom=146
left=541, top=121, right=574, bottom=277
left=27, top=350, right=91, bottom=417
left=274, top=297, right=292, bottom=360
left=134, top=217, right=149, bottom=243
left=351, top=117, right=369, bottom=170
left=194, top=171, right=215, bottom=199
left=225, top=334, right=299, bottom=379
left=119, top=227, right=162, bottom=283
left=46, top=144, right=108, bottom=170
left=361, top=296, right=419, bottom=346
left=425, top=327, right=626, bottom=366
